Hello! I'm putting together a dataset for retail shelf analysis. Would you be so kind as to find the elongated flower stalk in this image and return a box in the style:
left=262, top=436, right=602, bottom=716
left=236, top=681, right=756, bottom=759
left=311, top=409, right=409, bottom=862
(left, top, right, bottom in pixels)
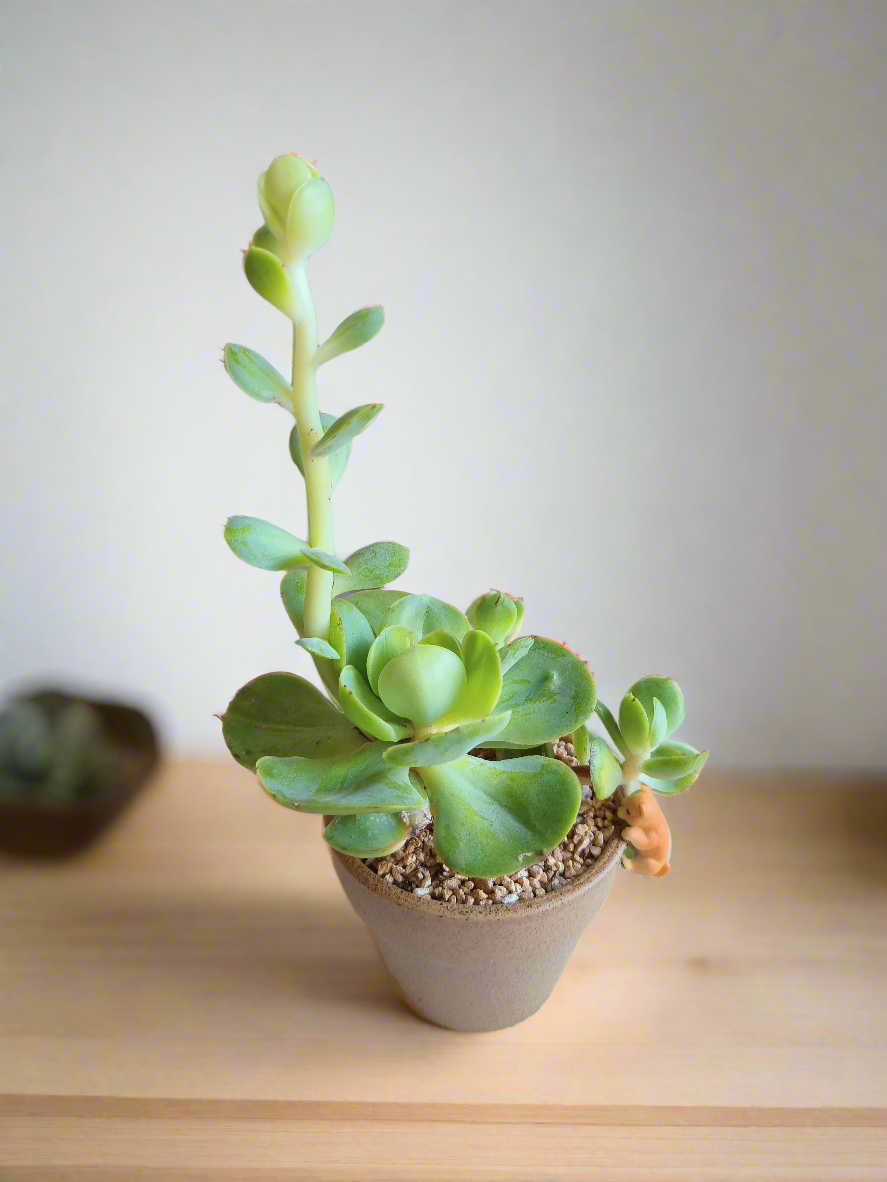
left=219, top=153, right=708, bottom=878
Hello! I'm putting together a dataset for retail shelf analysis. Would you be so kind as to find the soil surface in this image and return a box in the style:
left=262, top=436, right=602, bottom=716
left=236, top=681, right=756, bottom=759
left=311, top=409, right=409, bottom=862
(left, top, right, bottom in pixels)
left=365, top=741, right=624, bottom=905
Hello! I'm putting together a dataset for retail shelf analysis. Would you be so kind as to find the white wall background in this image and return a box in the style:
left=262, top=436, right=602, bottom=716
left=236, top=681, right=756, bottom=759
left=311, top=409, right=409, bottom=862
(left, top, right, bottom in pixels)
left=2, top=0, right=885, bottom=768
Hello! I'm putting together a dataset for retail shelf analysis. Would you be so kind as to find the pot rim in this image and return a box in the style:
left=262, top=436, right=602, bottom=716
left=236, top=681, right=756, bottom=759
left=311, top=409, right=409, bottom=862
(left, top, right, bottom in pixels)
left=332, top=832, right=626, bottom=921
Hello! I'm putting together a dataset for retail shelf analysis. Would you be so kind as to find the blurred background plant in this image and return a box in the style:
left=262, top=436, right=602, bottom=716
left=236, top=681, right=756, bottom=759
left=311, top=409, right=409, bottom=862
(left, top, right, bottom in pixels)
left=0, top=694, right=132, bottom=801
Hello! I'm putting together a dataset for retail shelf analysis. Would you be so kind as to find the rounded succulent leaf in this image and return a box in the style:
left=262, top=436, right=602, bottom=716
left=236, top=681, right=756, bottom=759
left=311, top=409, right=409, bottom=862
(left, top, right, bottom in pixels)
left=382, top=712, right=511, bottom=768
left=224, top=516, right=309, bottom=572
left=296, top=637, right=339, bottom=660
left=419, top=629, right=462, bottom=659
left=417, top=755, right=581, bottom=878
left=338, top=666, right=411, bottom=742
left=329, top=599, right=375, bottom=679
left=366, top=625, right=415, bottom=695
left=259, top=154, right=316, bottom=235
left=315, top=306, right=385, bottom=368
left=285, top=176, right=334, bottom=264
left=572, top=724, right=591, bottom=766
left=243, top=246, right=295, bottom=317
left=256, top=743, right=423, bottom=814
left=629, top=676, right=685, bottom=738
left=588, top=737, right=623, bottom=800
left=280, top=570, right=307, bottom=634
left=494, top=638, right=596, bottom=748
left=618, top=692, right=650, bottom=756
left=377, top=644, right=467, bottom=727
left=641, top=741, right=707, bottom=780
left=311, top=404, right=382, bottom=459
left=221, top=672, right=364, bottom=770
left=593, top=700, right=630, bottom=759
left=433, top=630, right=502, bottom=728
left=335, top=541, right=410, bottom=595
left=323, top=811, right=411, bottom=858
left=649, top=697, right=669, bottom=749
left=377, top=594, right=470, bottom=643
left=641, top=756, right=707, bottom=795
left=498, top=635, right=534, bottom=675
left=223, top=344, right=292, bottom=410
left=466, top=590, right=519, bottom=646
left=289, top=413, right=351, bottom=489
left=336, top=589, right=409, bottom=634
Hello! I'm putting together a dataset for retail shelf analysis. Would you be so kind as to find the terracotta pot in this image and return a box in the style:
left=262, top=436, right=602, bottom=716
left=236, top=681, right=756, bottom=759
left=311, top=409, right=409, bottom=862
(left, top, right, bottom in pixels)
left=0, top=691, right=160, bottom=859
left=330, top=834, right=625, bottom=1032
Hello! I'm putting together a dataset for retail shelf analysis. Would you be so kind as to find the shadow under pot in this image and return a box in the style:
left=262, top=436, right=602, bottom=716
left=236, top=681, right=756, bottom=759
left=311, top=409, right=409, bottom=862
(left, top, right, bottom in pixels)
left=330, top=833, right=624, bottom=1033
left=0, top=690, right=160, bottom=859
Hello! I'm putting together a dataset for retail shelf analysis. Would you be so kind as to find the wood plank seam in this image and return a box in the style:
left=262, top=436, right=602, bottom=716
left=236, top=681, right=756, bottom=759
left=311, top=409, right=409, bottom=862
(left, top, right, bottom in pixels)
left=1, top=1096, right=884, bottom=1127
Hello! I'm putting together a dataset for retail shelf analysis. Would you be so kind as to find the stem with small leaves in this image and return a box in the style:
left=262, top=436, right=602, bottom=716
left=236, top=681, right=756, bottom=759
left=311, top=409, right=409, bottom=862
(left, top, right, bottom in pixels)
left=288, top=264, right=335, bottom=640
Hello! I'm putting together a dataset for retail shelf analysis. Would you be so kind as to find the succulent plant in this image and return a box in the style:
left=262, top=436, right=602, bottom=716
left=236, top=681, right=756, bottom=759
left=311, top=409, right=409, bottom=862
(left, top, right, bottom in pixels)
left=220, top=153, right=708, bottom=880
left=0, top=694, right=129, bottom=800
left=578, top=675, right=709, bottom=801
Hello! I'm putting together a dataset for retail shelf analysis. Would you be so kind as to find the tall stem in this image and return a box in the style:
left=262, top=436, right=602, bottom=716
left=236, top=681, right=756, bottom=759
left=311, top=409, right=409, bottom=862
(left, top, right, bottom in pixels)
left=289, top=264, right=335, bottom=640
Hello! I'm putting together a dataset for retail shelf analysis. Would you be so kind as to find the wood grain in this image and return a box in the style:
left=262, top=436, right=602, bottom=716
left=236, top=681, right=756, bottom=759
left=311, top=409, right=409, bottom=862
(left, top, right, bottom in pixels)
left=2, top=760, right=885, bottom=1179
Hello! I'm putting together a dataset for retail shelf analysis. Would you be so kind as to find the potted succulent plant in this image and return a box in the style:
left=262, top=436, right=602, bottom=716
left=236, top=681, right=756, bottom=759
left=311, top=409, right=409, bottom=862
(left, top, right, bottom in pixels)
left=219, top=154, right=708, bottom=1031
left=0, top=690, right=160, bottom=858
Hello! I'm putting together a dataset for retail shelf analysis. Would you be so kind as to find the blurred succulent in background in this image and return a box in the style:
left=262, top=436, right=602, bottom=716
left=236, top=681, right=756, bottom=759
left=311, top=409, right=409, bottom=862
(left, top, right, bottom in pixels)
left=0, top=696, right=130, bottom=801
left=578, top=676, right=709, bottom=801
left=219, top=153, right=708, bottom=882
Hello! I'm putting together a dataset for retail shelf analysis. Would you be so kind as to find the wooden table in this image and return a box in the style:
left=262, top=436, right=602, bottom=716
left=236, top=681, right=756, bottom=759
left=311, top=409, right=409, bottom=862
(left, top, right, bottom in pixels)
left=2, top=761, right=885, bottom=1179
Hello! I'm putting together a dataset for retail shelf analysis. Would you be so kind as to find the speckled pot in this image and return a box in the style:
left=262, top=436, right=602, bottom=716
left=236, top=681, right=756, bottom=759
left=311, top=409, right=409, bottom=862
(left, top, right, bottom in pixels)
left=331, top=834, right=625, bottom=1032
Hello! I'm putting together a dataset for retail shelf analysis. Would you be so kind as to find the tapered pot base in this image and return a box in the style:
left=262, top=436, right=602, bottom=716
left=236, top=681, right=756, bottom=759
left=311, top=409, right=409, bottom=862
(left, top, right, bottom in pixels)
left=332, top=836, right=624, bottom=1033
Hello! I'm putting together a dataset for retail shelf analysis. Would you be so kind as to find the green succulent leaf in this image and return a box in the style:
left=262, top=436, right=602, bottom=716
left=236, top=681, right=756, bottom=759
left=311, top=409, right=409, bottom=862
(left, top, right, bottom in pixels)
left=641, top=755, right=707, bottom=795
left=419, top=629, right=462, bottom=659
left=225, top=517, right=348, bottom=577
left=250, top=223, right=283, bottom=259
left=280, top=570, right=307, bottom=633
left=418, top=755, right=581, bottom=878
left=593, top=700, right=631, bottom=759
left=323, top=810, right=411, bottom=858
left=301, top=547, right=350, bottom=576
left=334, top=541, right=410, bottom=595
left=377, top=644, right=467, bottom=727
left=572, top=724, right=591, bottom=766
left=329, top=598, right=376, bottom=677
left=311, top=403, right=383, bottom=459
left=641, top=742, right=707, bottom=780
left=434, top=629, right=502, bottom=728
left=629, top=676, right=685, bottom=739
left=649, top=697, right=669, bottom=748
left=289, top=413, right=351, bottom=490
left=507, top=597, right=525, bottom=641
left=284, top=175, right=335, bottom=264
left=221, top=672, right=365, bottom=770
left=223, top=344, right=292, bottom=410
left=336, top=589, right=409, bottom=634
left=225, top=516, right=310, bottom=572
left=296, top=637, right=339, bottom=660
left=383, top=712, right=512, bottom=768
left=377, top=594, right=470, bottom=643
left=498, top=636, right=534, bottom=675
left=619, top=692, right=650, bottom=756
left=366, top=625, right=415, bottom=696
left=243, top=245, right=295, bottom=317
left=257, top=743, right=424, bottom=814
left=588, top=737, right=623, bottom=800
left=315, top=306, right=385, bottom=367
left=494, top=638, right=596, bottom=748
left=466, top=591, right=518, bottom=647
left=338, top=665, right=412, bottom=742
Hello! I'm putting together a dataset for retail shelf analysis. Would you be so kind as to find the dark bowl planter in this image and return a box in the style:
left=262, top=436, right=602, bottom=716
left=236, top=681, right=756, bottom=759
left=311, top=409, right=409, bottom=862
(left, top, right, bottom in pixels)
left=0, top=691, right=160, bottom=859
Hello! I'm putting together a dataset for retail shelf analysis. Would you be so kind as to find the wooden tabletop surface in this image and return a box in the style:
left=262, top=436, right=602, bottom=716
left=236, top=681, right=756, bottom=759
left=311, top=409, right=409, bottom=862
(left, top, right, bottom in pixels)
left=1, top=759, right=885, bottom=1180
